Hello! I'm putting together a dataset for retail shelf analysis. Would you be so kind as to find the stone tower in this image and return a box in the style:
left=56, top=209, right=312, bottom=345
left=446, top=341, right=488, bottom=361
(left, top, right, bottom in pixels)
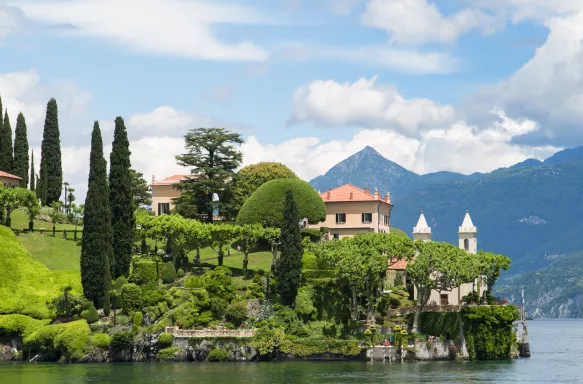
left=458, top=210, right=477, bottom=254
left=413, top=211, right=432, bottom=242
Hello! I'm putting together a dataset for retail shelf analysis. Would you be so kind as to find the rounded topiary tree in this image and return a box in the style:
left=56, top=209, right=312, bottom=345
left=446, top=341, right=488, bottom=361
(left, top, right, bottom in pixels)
left=162, top=261, right=177, bottom=284
left=236, top=178, right=326, bottom=227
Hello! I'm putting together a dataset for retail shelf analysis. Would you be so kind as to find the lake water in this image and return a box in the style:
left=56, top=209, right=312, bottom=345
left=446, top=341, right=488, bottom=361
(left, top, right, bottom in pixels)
left=1, top=320, right=581, bottom=383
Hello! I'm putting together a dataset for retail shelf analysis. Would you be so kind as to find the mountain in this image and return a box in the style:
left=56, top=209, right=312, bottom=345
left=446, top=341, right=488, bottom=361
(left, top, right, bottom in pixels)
left=309, top=145, right=583, bottom=317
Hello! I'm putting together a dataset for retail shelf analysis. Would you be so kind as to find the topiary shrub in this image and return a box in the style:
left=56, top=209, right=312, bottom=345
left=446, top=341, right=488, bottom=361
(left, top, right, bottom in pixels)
left=177, top=268, right=185, bottom=278
left=110, top=330, right=135, bottom=352
left=120, top=283, right=142, bottom=315
left=207, top=348, right=229, bottom=362
left=225, top=301, right=248, bottom=325
left=130, top=261, right=161, bottom=285
left=81, top=304, right=100, bottom=324
left=162, top=261, right=177, bottom=284
left=91, top=332, right=111, bottom=349
left=114, top=276, right=128, bottom=290
left=236, top=178, right=326, bottom=227
left=158, top=333, right=173, bottom=348
left=301, top=252, right=318, bottom=270
left=210, top=297, right=227, bottom=319
left=132, top=312, right=143, bottom=333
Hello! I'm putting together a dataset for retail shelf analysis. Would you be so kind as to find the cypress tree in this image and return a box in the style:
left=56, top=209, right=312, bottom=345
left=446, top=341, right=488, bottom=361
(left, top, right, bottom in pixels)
left=109, top=116, right=135, bottom=278
left=30, top=150, right=35, bottom=191
left=81, top=122, right=113, bottom=307
left=0, top=96, right=3, bottom=171
left=0, top=109, right=12, bottom=172
left=275, top=189, right=303, bottom=306
left=39, top=98, right=63, bottom=205
left=13, top=113, right=29, bottom=187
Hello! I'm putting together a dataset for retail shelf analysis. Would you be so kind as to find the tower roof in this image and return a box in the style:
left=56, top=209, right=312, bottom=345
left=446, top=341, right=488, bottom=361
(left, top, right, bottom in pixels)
left=459, top=210, right=477, bottom=233
left=413, top=211, right=431, bottom=234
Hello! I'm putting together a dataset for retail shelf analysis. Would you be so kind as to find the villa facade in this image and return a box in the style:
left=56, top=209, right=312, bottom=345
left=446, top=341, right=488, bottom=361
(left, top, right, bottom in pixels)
left=150, top=175, right=190, bottom=216
left=0, top=171, right=22, bottom=188
left=308, top=184, right=392, bottom=240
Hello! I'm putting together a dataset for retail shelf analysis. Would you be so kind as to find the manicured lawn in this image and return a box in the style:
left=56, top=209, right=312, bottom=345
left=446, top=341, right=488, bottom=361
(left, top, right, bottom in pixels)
left=10, top=209, right=81, bottom=231
left=199, top=250, right=274, bottom=274
left=17, top=231, right=81, bottom=270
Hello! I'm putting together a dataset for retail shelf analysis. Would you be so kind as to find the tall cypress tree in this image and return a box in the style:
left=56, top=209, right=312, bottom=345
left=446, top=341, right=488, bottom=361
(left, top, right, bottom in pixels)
left=0, top=109, right=12, bottom=172
left=39, top=98, right=62, bottom=205
left=109, top=117, right=135, bottom=278
left=0, top=97, right=3, bottom=171
left=13, top=112, right=29, bottom=187
left=81, top=122, right=113, bottom=307
left=30, top=150, right=35, bottom=191
left=275, top=190, right=303, bottom=306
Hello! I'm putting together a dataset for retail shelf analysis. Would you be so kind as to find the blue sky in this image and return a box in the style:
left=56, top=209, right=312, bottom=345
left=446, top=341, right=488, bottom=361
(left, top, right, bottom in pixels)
left=1, top=0, right=582, bottom=198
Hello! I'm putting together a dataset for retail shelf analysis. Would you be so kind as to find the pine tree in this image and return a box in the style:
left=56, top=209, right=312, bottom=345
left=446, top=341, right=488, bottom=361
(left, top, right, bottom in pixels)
left=81, top=122, right=113, bottom=307
left=39, top=98, right=63, bottom=205
left=30, top=150, right=35, bottom=191
left=109, top=116, right=135, bottom=278
left=0, top=109, right=13, bottom=172
left=12, top=113, right=29, bottom=187
left=275, top=189, right=303, bottom=306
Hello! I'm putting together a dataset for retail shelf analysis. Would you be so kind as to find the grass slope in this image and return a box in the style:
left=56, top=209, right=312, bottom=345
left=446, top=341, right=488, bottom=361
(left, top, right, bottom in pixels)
left=11, top=209, right=81, bottom=231
left=0, top=225, right=82, bottom=319
left=17, top=232, right=81, bottom=270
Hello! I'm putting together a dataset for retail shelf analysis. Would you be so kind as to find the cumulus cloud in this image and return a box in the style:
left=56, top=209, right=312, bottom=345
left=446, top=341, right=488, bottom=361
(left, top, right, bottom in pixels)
left=360, top=0, right=501, bottom=45
left=15, top=0, right=272, bottom=61
left=289, top=76, right=456, bottom=137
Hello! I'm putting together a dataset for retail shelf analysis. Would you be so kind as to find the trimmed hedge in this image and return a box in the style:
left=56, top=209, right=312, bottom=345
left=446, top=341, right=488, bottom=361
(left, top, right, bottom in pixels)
left=162, top=261, right=177, bottom=284
left=0, top=314, right=51, bottom=338
left=207, top=348, right=229, bottom=361
left=279, top=337, right=361, bottom=357
left=236, top=178, right=326, bottom=227
left=24, top=320, right=91, bottom=361
left=302, top=269, right=337, bottom=279
left=120, top=283, right=143, bottom=315
left=130, top=260, right=162, bottom=285
left=420, top=312, right=460, bottom=339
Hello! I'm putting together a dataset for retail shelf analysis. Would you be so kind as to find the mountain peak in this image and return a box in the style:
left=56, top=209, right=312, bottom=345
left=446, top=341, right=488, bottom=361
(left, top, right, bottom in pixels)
left=361, top=145, right=381, bottom=156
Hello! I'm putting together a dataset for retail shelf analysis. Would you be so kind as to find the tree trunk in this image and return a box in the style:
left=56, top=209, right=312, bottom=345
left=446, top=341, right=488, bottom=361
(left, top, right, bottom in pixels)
left=412, top=286, right=429, bottom=333
left=243, top=252, right=249, bottom=276
left=29, top=220, right=34, bottom=231
left=351, top=289, right=358, bottom=321
left=5, top=206, right=12, bottom=227
left=366, top=283, right=375, bottom=324
left=218, top=248, right=224, bottom=266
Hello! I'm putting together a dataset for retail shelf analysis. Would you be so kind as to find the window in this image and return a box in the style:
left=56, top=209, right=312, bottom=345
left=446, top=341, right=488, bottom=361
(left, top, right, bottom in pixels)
left=440, top=294, right=449, bottom=306
left=464, top=239, right=469, bottom=251
left=158, top=203, right=170, bottom=216
left=383, top=215, right=390, bottom=226
left=336, top=213, right=346, bottom=224
left=362, top=212, right=372, bottom=223
left=333, top=233, right=340, bottom=240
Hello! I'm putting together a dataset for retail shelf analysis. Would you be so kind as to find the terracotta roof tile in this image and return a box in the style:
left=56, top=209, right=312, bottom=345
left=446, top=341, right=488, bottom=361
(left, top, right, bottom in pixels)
left=0, top=171, right=22, bottom=180
left=388, top=258, right=408, bottom=270
left=150, top=175, right=193, bottom=186
left=320, top=184, right=391, bottom=204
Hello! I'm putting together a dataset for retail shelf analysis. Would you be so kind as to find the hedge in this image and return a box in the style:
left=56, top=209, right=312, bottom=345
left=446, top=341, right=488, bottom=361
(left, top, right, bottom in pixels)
left=236, top=178, right=326, bottom=227
left=420, top=312, right=460, bottom=339
left=302, top=269, right=337, bottom=280
left=0, top=314, right=51, bottom=338
left=130, top=260, right=162, bottom=285
left=279, top=337, right=361, bottom=357
left=24, top=320, right=91, bottom=361
left=207, top=348, right=229, bottom=361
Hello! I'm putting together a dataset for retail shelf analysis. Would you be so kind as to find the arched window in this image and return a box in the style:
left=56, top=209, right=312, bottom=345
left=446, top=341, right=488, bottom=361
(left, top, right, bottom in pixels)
left=464, top=239, right=470, bottom=251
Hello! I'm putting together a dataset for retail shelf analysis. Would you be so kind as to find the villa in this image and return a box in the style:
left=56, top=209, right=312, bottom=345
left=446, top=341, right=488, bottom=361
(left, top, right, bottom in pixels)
left=308, top=184, right=392, bottom=240
left=0, top=171, right=22, bottom=188
left=150, top=175, right=191, bottom=216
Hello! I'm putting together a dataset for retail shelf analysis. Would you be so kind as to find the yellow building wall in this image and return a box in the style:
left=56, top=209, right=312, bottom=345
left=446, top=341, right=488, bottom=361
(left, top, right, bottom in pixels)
left=0, top=176, right=20, bottom=187
left=151, top=185, right=182, bottom=216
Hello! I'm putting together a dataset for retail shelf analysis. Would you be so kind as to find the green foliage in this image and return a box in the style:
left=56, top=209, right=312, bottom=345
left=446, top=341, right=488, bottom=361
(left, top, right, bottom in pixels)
left=91, top=333, right=111, bottom=349
left=279, top=337, right=361, bottom=356
left=158, top=333, right=173, bottom=347
left=25, top=320, right=91, bottom=361
left=110, top=330, right=135, bottom=350
left=301, top=252, right=319, bottom=270
left=274, top=306, right=303, bottom=335
left=130, top=261, right=162, bottom=285
left=462, top=305, right=520, bottom=360
left=0, top=103, right=12, bottom=173
left=29, top=150, right=35, bottom=191
left=175, top=127, right=243, bottom=223
left=236, top=178, right=326, bottom=227
left=276, top=190, right=303, bottom=305
left=114, top=276, right=128, bottom=290
left=177, top=268, right=185, bottom=278
left=300, top=228, right=321, bottom=242
left=38, top=98, right=63, bottom=205
left=0, top=314, right=51, bottom=338
left=420, top=312, right=460, bottom=339
left=81, top=304, right=100, bottom=324
left=158, top=346, right=181, bottom=359
left=210, top=297, right=227, bottom=318
left=130, top=169, right=152, bottom=207
left=132, top=311, right=143, bottom=332
left=225, top=300, right=248, bottom=324
left=207, top=348, right=230, bottom=362
left=109, top=117, right=135, bottom=278
left=295, top=286, right=317, bottom=321
left=0, top=225, right=82, bottom=319
left=120, top=283, right=142, bottom=314
left=302, top=269, right=336, bottom=279
left=81, top=121, right=113, bottom=306
left=250, top=327, right=285, bottom=356
left=12, top=112, right=29, bottom=186
left=162, top=261, right=177, bottom=284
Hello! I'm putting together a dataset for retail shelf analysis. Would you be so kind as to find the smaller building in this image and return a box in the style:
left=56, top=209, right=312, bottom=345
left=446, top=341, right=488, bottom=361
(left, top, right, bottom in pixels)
left=308, top=184, right=392, bottom=240
left=0, top=171, right=22, bottom=188
left=150, top=175, right=190, bottom=216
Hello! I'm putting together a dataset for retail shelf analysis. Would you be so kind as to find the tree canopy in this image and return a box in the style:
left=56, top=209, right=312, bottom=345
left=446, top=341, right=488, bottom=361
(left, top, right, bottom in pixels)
left=0, top=109, right=12, bottom=173
left=130, top=169, right=152, bottom=207
left=12, top=112, right=29, bottom=187
left=276, top=190, right=303, bottom=306
left=39, top=98, right=63, bottom=206
left=236, top=178, right=326, bottom=227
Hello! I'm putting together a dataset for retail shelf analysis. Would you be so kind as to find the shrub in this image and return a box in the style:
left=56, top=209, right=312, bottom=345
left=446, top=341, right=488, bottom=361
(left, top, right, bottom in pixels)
left=110, top=331, right=134, bottom=350
left=162, top=261, right=177, bottom=284
left=132, top=312, right=143, bottom=333
left=25, top=320, right=91, bottom=362
left=302, top=269, right=336, bottom=279
left=158, top=333, right=173, bottom=347
left=225, top=301, right=248, bottom=325
left=177, top=268, right=185, bottom=278
left=274, top=307, right=303, bottom=335
left=210, top=297, right=227, bottom=319
left=91, top=333, right=111, bottom=349
left=114, top=276, right=128, bottom=290
left=301, top=252, right=318, bottom=270
left=158, top=346, right=181, bottom=359
left=236, top=178, right=326, bottom=227
left=120, top=283, right=142, bottom=315
left=130, top=261, right=161, bottom=285
left=301, top=228, right=321, bottom=242
left=0, top=314, right=50, bottom=338
left=207, top=348, right=229, bottom=362
left=81, top=304, right=100, bottom=324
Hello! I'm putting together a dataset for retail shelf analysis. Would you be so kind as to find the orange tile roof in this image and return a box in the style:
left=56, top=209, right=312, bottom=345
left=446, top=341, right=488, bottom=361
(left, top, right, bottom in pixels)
left=0, top=171, right=22, bottom=180
left=319, top=184, right=391, bottom=204
left=150, top=175, right=193, bottom=186
left=388, top=258, right=408, bottom=270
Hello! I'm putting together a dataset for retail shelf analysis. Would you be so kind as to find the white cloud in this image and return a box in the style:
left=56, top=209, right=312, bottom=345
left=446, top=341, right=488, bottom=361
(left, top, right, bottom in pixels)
left=15, top=0, right=271, bottom=61
left=0, top=4, right=24, bottom=40
left=289, top=76, right=456, bottom=137
left=360, top=0, right=501, bottom=45
left=467, top=0, right=583, bottom=23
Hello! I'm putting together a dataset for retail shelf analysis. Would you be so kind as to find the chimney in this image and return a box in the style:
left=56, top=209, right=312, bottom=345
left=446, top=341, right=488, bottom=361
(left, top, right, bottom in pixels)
left=364, top=188, right=369, bottom=194
left=349, top=192, right=353, bottom=200
left=385, top=192, right=391, bottom=203
left=152, top=175, right=155, bottom=183
left=373, top=187, right=380, bottom=200
left=326, top=189, right=331, bottom=200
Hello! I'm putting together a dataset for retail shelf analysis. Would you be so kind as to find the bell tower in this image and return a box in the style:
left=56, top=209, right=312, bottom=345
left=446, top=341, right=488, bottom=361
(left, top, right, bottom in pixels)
left=413, top=211, right=432, bottom=242
left=458, top=210, right=477, bottom=254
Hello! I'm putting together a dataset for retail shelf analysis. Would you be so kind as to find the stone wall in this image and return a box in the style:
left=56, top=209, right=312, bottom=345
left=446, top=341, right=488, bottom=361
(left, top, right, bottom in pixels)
left=165, top=326, right=257, bottom=338
left=366, top=341, right=460, bottom=361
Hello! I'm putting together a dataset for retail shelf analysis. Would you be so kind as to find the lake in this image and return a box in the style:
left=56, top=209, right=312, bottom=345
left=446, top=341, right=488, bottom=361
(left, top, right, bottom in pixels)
left=1, top=320, right=581, bottom=383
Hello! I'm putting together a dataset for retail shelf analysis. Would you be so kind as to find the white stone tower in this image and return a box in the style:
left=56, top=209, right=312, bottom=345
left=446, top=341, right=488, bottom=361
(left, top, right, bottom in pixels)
left=458, top=210, right=477, bottom=254
left=413, top=211, right=432, bottom=242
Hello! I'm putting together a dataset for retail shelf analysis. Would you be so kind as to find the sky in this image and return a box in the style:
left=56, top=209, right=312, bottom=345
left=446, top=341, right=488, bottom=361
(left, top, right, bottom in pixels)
left=1, top=0, right=583, bottom=200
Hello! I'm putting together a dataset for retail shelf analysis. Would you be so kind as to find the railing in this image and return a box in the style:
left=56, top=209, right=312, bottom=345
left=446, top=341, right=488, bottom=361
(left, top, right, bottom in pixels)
left=387, top=303, right=494, bottom=317
left=413, top=227, right=431, bottom=233
left=459, top=226, right=477, bottom=233
left=165, top=326, right=257, bottom=338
